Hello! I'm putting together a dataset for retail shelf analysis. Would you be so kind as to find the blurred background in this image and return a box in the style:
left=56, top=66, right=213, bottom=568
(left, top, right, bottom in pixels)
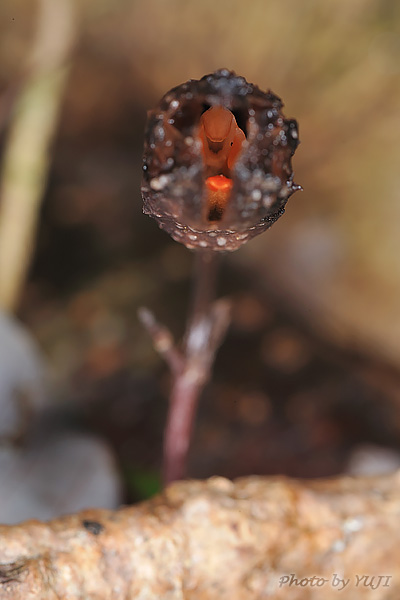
left=0, top=0, right=400, bottom=524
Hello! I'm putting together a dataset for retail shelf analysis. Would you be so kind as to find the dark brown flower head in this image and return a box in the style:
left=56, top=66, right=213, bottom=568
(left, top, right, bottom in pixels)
left=141, top=69, right=301, bottom=251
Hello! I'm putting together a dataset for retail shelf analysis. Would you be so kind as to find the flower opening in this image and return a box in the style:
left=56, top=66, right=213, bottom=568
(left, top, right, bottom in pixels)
left=142, top=69, right=301, bottom=251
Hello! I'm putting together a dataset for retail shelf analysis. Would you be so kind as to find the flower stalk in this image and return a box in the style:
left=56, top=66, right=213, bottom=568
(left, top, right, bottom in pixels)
left=140, top=69, right=300, bottom=483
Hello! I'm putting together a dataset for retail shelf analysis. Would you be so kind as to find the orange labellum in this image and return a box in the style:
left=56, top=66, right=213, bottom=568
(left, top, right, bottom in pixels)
left=205, top=175, right=233, bottom=221
left=206, top=175, right=233, bottom=193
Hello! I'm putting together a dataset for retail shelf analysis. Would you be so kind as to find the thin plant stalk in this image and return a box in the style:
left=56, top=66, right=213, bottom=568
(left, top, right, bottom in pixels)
left=139, top=250, right=230, bottom=485
left=163, top=250, right=219, bottom=484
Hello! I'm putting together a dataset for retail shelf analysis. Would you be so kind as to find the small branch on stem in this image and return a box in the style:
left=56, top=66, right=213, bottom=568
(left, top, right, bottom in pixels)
left=137, top=306, right=184, bottom=376
left=139, top=250, right=231, bottom=484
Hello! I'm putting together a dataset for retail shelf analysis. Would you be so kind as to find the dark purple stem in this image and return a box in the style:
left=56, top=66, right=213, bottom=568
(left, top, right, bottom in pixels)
left=139, top=251, right=230, bottom=485
left=163, top=250, right=220, bottom=484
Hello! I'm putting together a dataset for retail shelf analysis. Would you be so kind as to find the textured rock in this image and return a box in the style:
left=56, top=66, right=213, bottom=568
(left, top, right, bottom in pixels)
left=0, top=473, right=399, bottom=598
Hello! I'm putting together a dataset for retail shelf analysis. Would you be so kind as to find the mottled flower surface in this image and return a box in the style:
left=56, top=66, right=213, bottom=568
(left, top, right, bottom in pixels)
left=142, top=69, right=300, bottom=251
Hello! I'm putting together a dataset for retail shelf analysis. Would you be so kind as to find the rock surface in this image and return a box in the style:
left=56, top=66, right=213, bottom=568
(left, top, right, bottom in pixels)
left=0, top=473, right=399, bottom=599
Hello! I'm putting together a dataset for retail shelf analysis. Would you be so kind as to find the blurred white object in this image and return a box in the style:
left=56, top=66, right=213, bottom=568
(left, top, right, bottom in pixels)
left=346, top=444, right=400, bottom=477
left=0, top=311, right=123, bottom=524
left=0, top=433, right=123, bottom=524
left=0, top=311, right=46, bottom=439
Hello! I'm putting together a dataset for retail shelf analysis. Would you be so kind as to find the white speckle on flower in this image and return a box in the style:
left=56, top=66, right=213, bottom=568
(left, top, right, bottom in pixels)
left=251, top=189, right=262, bottom=201
left=150, top=175, right=169, bottom=191
left=263, top=195, right=273, bottom=208
left=217, top=237, right=227, bottom=247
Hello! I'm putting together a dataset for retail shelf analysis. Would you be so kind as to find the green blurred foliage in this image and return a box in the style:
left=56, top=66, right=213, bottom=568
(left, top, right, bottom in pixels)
left=125, top=465, right=162, bottom=500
